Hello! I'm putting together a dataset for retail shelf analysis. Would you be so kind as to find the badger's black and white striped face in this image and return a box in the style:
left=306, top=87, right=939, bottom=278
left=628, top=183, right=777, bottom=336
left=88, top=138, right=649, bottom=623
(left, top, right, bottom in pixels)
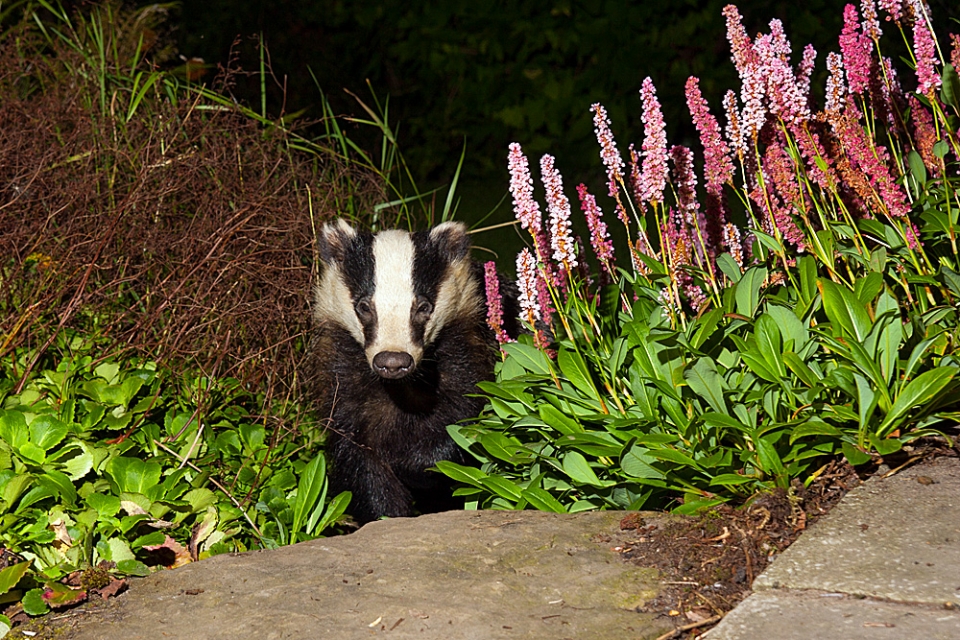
left=314, top=220, right=480, bottom=380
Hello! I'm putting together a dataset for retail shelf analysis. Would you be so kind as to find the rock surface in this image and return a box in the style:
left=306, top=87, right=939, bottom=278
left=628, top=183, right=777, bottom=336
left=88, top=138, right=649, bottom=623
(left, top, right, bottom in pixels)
left=708, top=455, right=960, bottom=639
left=65, top=510, right=675, bottom=640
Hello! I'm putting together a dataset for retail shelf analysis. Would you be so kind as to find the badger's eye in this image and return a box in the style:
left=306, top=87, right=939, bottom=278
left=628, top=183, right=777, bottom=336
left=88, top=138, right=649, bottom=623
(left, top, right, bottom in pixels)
left=416, top=300, right=433, bottom=317
left=355, top=299, right=373, bottom=320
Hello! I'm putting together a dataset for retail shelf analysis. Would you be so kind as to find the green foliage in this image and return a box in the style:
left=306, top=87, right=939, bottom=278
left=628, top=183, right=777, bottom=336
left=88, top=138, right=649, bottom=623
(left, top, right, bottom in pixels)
left=439, top=4, right=960, bottom=514
left=0, top=332, right=349, bottom=617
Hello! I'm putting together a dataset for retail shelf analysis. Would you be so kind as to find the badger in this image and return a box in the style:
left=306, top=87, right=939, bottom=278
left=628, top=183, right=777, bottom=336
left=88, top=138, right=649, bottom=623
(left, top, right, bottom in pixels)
left=311, top=219, right=515, bottom=524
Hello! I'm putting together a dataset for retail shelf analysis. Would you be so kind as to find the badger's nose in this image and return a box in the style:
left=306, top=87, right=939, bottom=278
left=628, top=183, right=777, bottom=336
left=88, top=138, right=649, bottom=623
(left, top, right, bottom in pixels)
left=372, top=351, right=415, bottom=379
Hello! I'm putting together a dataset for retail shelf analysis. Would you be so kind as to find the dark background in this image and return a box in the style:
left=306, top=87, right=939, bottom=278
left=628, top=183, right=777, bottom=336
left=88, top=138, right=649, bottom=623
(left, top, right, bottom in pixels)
left=135, top=0, right=958, bottom=248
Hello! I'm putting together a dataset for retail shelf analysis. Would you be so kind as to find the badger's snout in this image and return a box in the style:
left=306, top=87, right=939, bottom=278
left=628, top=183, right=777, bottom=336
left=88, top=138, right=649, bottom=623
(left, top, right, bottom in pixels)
left=372, top=351, right=415, bottom=379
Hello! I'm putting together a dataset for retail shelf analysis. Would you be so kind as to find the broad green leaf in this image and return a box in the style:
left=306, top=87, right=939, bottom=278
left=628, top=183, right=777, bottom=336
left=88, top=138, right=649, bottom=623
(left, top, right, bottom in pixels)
left=115, top=560, right=150, bottom=576
left=906, top=150, right=926, bottom=185
left=754, top=314, right=785, bottom=378
left=0, top=561, right=30, bottom=594
left=502, top=342, right=552, bottom=375
left=818, top=279, right=871, bottom=342
left=557, top=348, right=598, bottom=399
left=480, top=475, right=524, bottom=501
left=879, top=367, right=957, bottom=435
left=684, top=358, right=727, bottom=414
left=755, top=437, right=786, bottom=485
left=716, top=253, right=742, bottom=282
left=789, top=420, right=843, bottom=443
left=37, top=470, right=77, bottom=506
left=783, top=352, right=821, bottom=388
left=105, top=457, right=162, bottom=494
left=28, top=415, right=68, bottom=452
left=735, top=267, right=767, bottom=318
left=292, top=455, right=326, bottom=535
left=853, top=272, right=884, bottom=305
left=562, top=451, right=604, bottom=487
left=621, top=446, right=665, bottom=479
left=941, top=64, right=960, bottom=110
left=311, top=491, right=352, bottom=534
left=649, top=446, right=700, bottom=469
left=435, top=461, right=487, bottom=488
left=0, top=411, right=28, bottom=449
left=854, top=374, right=877, bottom=430
left=539, top=404, right=583, bottom=435
left=766, top=305, right=808, bottom=353
left=709, top=473, right=755, bottom=486
left=520, top=486, right=566, bottom=513
left=841, top=442, right=872, bottom=466
left=21, top=588, right=49, bottom=616
left=86, top=493, right=121, bottom=519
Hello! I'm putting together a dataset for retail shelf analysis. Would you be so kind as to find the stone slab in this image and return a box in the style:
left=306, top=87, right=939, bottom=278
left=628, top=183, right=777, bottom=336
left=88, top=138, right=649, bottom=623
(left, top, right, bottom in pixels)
left=65, top=510, right=674, bottom=640
left=705, top=590, right=960, bottom=640
left=755, top=456, right=960, bottom=604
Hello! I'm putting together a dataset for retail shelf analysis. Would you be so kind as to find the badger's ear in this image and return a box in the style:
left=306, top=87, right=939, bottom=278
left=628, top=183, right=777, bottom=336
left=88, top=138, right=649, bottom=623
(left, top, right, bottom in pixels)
left=318, top=219, right=357, bottom=264
left=429, top=221, right=471, bottom=262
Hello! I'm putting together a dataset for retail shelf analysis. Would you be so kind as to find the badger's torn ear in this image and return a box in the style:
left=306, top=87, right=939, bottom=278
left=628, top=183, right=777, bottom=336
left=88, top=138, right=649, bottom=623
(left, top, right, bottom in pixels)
left=318, top=219, right=357, bottom=264
left=429, top=221, right=471, bottom=262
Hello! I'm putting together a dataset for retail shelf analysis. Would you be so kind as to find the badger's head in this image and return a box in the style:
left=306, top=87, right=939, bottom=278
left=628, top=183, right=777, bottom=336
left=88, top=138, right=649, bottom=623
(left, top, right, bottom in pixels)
left=313, top=219, right=480, bottom=380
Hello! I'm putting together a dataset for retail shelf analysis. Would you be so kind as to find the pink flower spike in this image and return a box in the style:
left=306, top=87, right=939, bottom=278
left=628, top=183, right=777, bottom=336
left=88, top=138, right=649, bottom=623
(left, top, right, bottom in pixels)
left=796, top=44, right=817, bottom=103
left=670, top=145, right=699, bottom=226
left=540, top=154, right=578, bottom=272
left=686, top=77, right=735, bottom=195
left=912, top=15, right=941, bottom=96
left=825, top=52, right=847, bottom=116
left=516, top=248, right=541, bottom=325
left=508, top=143, right=543, bottom=236
left=483, top=262, right=512, bottom=344
left=878, top=0, right=903, bottom=23
left=639, top=77, right=669, bottom=206
left=592, top=103, right=625, bottom=199
left=839, top=4, right=872, bottom=95
left=577, top=184, right=615, bottom=273
left=722, top=5, right=757, bottom=77
left=723, top=90, right=745, bottom=159
left=861, top=0, right=882, bottom=39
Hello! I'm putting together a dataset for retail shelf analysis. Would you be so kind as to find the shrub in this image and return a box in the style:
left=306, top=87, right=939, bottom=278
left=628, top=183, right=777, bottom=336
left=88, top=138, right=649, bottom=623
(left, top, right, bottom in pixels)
left=439, top=2, right=960, bottom=513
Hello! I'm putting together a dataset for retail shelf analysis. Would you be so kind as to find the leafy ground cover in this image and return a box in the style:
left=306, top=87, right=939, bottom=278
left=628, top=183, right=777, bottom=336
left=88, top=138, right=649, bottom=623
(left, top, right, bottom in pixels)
left=441, top=1, right=960, bottom=516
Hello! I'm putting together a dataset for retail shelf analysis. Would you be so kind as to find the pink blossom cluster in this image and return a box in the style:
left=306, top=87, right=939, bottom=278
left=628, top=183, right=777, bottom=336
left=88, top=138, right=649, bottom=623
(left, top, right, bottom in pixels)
left=483, top=261, right=511, bottom=344
left=591, top=103, right=624, bottom=200
left=839, top=5, right=873, bottom=96
left=638, top=77, right=669, bottom=207
left=576, top=184, right=615, bottom=275
left=540, top=154, right=578, bottom=272
left=685, top=77, right=734, bottom=196
left=912, top=14, right=940, bottom=96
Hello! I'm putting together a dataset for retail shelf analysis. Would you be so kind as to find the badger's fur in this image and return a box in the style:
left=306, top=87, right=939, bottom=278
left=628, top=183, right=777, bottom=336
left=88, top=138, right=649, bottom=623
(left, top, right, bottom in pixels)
left=311, top=219, right=510, bottom=524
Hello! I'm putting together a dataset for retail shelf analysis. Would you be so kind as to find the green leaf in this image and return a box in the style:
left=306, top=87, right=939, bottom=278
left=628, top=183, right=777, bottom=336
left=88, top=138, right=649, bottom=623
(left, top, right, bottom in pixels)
left=879, top=367, right=957, bottom=436
left=115, top=560, right=150, bottom=576
left=853, top=272, right=884, bottom=306
left=105, top=457, right=162, bottom=494
left=709, top=473, right=755, bottom=486
left=311, top=491, right=352, bottom=534
left=557, top=348, right=598, bottom=399
left=818, top=279, right=871, bottom=342
left=756, top=437, right=786, bottom=486
left=502, top=342, right=552, bottom=375
left=841, top=442, right=872, bottom=466
left=716, top=253, right=742, bottom=282
left=754, top=314, right=786, bottom=378
left=479, top=475, right=524, bottom=502
left=684, top=358, right=727, bottom=414
left=735, top=267, right=767, bottom=318
left=520, top=486, right=566, bottom=513
left=435, top=461, right=487, bottom=489
left=539, top=404, right=582, bottom=435
left=86, top=493, right=121, bottom=519
left=293, top=455, right=327, bottom=536
left=0, top=561, right=30, bottom=595
left=789, top=419, right=843, bottom=443
left=621, top=446, right=665, bottom=479
left=0, top=411, right=28, bottom=450
left=37, top=470, right=77, bottom=506
left=783, top=352, right=821, bottom=388
left=941, top=64, right=960, bottom=110
left=21, top=588, right=49, bottom=616
left=907, top=150, right=926, bottom=185
left=561, top=451, right=604, bottom=487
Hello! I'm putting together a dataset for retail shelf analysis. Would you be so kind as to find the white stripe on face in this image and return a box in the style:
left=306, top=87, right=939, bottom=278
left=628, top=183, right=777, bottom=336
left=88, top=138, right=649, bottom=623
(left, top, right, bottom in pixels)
left=368, top=230, right=421, bottom=365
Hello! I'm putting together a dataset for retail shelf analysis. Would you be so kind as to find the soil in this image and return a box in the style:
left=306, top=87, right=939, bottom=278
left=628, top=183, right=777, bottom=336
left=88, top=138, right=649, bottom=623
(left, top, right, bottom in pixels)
left=611, top=438, right=960, bottom=640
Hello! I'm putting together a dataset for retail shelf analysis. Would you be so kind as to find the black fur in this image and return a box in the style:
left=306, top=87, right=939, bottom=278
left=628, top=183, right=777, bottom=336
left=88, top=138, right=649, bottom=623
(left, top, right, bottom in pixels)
left=310, top=224, right=509, bottom=524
